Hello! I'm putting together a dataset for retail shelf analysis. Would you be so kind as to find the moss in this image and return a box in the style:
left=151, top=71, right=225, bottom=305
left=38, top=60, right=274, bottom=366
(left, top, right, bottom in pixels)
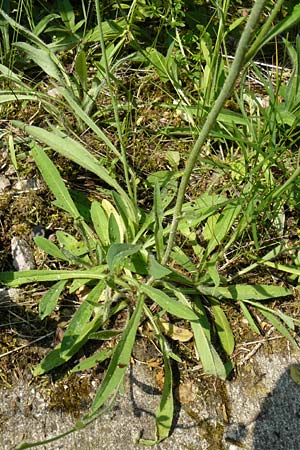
left=48, top=374, right=93, bottom=417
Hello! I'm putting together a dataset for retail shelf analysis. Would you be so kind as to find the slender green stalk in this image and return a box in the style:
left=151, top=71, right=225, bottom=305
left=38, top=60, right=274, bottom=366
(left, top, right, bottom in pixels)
left=245, top=0, right=285, bottom=62
left=162, top=0, right=267, bottom=265
left=94, top=0, right=135, bottom=202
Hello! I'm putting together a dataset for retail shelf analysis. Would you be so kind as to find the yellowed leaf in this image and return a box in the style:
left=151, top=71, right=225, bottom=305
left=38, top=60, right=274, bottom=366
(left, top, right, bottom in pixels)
left=175, top=382, right=198, bottom=404
left=159, top=319, right=193, bottom=342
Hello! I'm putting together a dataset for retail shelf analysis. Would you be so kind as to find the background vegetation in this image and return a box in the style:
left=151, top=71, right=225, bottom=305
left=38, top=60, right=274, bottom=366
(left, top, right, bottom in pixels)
left=1, top=0, right=300, bottom=447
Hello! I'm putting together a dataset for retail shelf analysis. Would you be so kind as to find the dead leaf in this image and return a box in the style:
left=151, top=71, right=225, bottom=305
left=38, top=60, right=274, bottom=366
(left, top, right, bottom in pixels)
left=155, top=368, right=165, bottom=391
left=175, top=382, right=198, bottom=404
left=159, top=319, right=193, bottom=342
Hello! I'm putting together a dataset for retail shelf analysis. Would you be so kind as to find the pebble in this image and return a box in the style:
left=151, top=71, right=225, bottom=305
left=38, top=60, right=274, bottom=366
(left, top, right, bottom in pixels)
left=11, top=237, right=36, bottom=271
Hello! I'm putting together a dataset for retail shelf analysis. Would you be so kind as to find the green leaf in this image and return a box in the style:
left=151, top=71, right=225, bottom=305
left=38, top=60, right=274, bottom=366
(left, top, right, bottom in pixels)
left=34, top=281, right=106, bottom=374
left=39, top=280, right=67, bottom=319
left=154, top=179, right=164, bottom=261
left=211, top=300, right=234, bottom=355
left=60, top=281, right=105, bottom=357
left=0, top=268, right=106, bottom=287
left=30, top=142, right=80, bottom=218
left=34, top=236, right=68, bottom=261
left=108, top=213, right=122, bottom=244
left=14, top=42, right=62, bottom=81
left=196, top=284, right=291, bottom=300
left=56, top=86, right=123, bottom=161
left=88, top=330, right=122, bottom=340
left=8, top=134, right=18, bottom=171
left=290, top=364, right=300, bottom=385
left=205, top=205, right=241, bottom=256
left=206, top=257, right=220, bottom=287
left=112, top=191, right=137, bottom=240
left=170, top=246, right=196, bottom=272
left=243, top=299, right=295, bottom=331
left=13, top=121, right=126, bottom=196
left=170, top=290, right=226, bottom=378
left=238, top=301, right=261, bottom=335
left=70, top=349, right=113, bottom=373
left=262, top=4, right=300, bottom=48
left=258, top=308, right=298, bottom=351
left=140, top=285, right=199, bottom=321
left=75, top=50, right=88, bottom=88
left=91, top=201, right=109, bottom=248
left=86, top=294, right=144, bottom=415
left=58, top=0, right=75, bottom=29
left=0, top=63, right=23, bottom=83
left=192, top=319, right=227, bottom=380
left=56, top=231, right=88, bottom=256
left=148, top=254, right=172, bottom=280
left=107, top=243, right=142, bottom=271
left=140, top=334, right=173, bottom=445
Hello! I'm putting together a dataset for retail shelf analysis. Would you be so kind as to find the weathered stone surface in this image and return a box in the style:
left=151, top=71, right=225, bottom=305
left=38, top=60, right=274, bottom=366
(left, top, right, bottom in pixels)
left=11, top=237, right=36, bottom=271
left=1, top=345, right=300, bottom=450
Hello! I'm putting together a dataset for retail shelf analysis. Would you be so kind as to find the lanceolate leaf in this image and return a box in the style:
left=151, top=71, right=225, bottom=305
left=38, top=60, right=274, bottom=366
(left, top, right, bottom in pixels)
left=196, top=284, right=291, bottom=300
left=14, top=42, right=62, bottom=81
left=60, top=281, right=105, bottom=357
left=0, top=268, right=106, bottom=287
left=39, top=280, right=67, bottom=319
left=91, top=201, right=110, bottom=248
left=238, top=301, right=261, bottom=335
left=87, top=294, right=144, bottom=415
left=148, top=254, right=172, bottom=280
left=171, top=289, right=226, bottom=378
left=12, top=121, right=127, bottom=196
left=192, top=318, right=227, bottom=380
left=31, top=142, right=80, bottom=219
left=258, top=308, right=298, bottom=351
left=70, top=348, right=113, bottom=373
left=34, top=281, right=106, bottom=374
left=107, top=243, right=142, bottom=271
left=140, top=284, right=199, bottom=320
left=211, top=300, right=235, bottom=355
left=34, top=236, right=68, bottom=261
left=140, top=334, right=173, bottom=445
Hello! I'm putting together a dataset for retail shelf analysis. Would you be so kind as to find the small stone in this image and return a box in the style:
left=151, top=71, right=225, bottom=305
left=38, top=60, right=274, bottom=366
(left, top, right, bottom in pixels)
left=0, top=175, right=11, bottom=191
left=14, top=179, right=40, bottom=192
left=11, top=237, right=36, bottom=271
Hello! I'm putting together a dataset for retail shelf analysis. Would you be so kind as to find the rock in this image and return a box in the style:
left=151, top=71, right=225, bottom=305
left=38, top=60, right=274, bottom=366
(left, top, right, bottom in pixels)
left=0, top=175, right=10, bottom=191
left=11, top=237, right=36, bottom=271
left=13, top=179, right=40, bottom=192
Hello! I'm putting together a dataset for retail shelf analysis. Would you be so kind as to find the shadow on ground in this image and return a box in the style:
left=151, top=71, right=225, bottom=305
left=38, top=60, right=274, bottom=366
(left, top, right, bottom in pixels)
left=253, top=364, right=300, bottom=450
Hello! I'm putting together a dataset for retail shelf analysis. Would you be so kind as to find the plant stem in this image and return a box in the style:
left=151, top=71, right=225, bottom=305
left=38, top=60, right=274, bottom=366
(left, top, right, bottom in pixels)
left=245, top=0, right=286, bottom=63
left=162, top=0, right=267, bottom=265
